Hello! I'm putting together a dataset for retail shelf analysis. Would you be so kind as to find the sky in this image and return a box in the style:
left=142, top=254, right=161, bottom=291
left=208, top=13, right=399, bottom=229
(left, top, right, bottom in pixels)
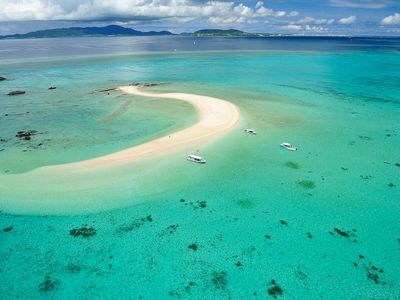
left=0, top=0, right=399, bottom=36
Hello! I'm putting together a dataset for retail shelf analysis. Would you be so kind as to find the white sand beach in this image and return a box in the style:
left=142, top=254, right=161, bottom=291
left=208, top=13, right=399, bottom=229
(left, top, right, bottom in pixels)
left=49, top=85, right=240, bottom=170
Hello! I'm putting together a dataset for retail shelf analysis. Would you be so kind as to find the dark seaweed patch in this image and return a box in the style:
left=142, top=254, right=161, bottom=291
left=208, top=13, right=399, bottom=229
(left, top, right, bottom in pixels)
left=365, top=264, right=385, bottom=285
left=159, top=224, right=179, bottom=237
left=297, top=180, right=316, bottom=189
left=284, top=161, right=301, bottom=169
left=267, top=280, right=283, bottom=298
left=387, top=183, right=396, bottom=187
left=169, top=282, right=196, bottom=298
left=265, top=234, right=271, bottom=240
left=117, top=215, right=152, bottom=233
left=236, top=199, right=254, bottom=208
left=2, top=226, right=13, bottom=232
left=69, top=226, right=96, bottom=237
left=306, top=232, right=313, bottom=239
left=66, top=263, right=81, bottom=273
left=395, top=163, right=400, bottom=167
left=212, top=271, right=228, bottom=290
left=39, top=276, right=60, bottom=293
left=280, top=220, right=288, bottom=226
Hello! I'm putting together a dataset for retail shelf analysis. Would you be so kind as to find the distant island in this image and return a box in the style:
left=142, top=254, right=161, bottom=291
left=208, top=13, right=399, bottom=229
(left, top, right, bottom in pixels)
left=181, top=29, right=272, bottom=37
left=0, top=25, right=353, bottom=40
left=0, top=25, right=174, bottom=39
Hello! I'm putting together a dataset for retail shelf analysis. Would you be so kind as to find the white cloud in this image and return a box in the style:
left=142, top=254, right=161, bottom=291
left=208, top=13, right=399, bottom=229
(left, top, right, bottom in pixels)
left=0, top=0, right=291, bottom=27
left=329, top=0, right=389, bottom=9
left=298, top=16, right=335, bottom=25
left=338, top=15, right=357, bottom=24
left=274, top=11, right=286, bottom=18
left=381, top=13, right=400, bottom=25
left=285, top=24, right=302, bottom=31
left=305, top=25, right=327, bottom=32
left=255, top=1, right=263, bottom=9
left=298, top=17, right=315, bottom=24
left=0, top=0, right=63, bottom=21
left=288, top=11, right=299, bottom=17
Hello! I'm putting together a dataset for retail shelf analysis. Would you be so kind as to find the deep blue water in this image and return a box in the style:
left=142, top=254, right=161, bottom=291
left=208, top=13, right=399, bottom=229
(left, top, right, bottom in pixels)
left=0, top=36, right=399, bottom=61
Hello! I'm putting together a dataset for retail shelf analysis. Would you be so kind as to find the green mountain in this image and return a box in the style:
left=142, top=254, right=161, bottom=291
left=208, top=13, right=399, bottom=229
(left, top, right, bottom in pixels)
left=0, top=25, right=174, bottom=39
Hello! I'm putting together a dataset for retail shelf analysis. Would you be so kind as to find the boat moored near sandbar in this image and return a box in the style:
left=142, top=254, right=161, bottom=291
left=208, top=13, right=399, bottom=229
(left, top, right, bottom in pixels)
left=187, top=154, right=206, bottom=164
left=280, top=142, right=298, bottom=151
left=244, top=129, right=257, bottom=134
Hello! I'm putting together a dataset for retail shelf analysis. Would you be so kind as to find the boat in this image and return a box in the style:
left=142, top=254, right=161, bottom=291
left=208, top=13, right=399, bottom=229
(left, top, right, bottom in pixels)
left=187, top=154, right=206, bottom=164
left=280, top=142, right=298, bottom=151
left=244, top=129, right=257, bottom=134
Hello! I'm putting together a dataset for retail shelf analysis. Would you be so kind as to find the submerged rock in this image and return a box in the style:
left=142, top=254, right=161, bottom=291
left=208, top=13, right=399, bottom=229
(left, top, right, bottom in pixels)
left=7, top=91, right=26, bottom=96
left=69, top=226, right=96, bottom=237
left=15, top=130, right=38, bottom=140
left=143, top=83, right=160, bottom=87
left=334, top=228, right=349, bottom=237
left=3, top=226, right=13, bottom=232
left=188, top=243, right=198, bottom=251
left=98, top=88, right=116, bottom=93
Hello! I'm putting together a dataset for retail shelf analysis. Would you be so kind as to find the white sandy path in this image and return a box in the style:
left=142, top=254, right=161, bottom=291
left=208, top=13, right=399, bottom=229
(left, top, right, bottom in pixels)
left=48, top=85, right=240, bottom=170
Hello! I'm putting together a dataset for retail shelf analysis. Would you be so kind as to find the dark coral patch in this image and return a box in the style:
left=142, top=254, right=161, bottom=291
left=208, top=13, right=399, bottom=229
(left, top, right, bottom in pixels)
left=267, top=280, right=283, bottom=298
left=212, top=271, right=228, bottom=290
left=39, top=276, right=61, bottom=293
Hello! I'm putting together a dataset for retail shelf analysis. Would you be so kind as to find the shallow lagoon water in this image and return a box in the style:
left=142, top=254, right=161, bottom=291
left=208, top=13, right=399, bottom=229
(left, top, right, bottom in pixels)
left=0, top=37, right=399, bottom=298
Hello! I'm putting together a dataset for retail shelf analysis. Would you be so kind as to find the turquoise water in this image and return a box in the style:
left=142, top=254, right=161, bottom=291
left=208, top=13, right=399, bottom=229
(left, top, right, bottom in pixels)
left=0, top=38, right=399, bottom=298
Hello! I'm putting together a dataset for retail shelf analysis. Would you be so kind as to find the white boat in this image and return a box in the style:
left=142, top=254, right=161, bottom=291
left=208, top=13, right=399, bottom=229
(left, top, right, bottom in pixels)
left=187, top=154, right=206, bottom=164
left=280, top=142, right=298, bottom=151
left=245, top=129, right=257, bottom=134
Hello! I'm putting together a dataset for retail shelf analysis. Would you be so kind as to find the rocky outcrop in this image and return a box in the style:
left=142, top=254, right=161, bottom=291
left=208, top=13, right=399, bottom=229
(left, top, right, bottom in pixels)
left=7, top=91, right=26, bottom=96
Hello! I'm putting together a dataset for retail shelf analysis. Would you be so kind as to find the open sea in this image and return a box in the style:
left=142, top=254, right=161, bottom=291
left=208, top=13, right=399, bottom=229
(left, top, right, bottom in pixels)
left=0, top=36, right=399, bottom=299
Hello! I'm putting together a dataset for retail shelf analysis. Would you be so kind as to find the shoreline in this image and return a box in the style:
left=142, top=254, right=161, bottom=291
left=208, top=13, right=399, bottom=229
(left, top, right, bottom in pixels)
left=42, top=85, right=241, bottom=171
